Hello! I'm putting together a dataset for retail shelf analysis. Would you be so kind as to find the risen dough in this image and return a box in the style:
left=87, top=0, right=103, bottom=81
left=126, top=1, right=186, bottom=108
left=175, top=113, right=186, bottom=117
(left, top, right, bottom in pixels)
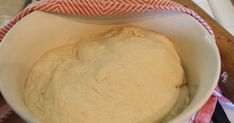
left=24, top=27, right=185, bottom=123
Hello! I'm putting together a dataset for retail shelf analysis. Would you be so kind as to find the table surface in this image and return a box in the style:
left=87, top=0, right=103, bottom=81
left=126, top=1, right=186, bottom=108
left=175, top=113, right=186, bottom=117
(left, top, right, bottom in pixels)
left=1, top=0, right=234, bottom=122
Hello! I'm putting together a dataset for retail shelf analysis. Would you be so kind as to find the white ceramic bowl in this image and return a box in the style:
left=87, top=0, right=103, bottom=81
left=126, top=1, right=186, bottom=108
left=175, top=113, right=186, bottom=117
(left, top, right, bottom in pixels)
left=0, top=11, right=220, bottom=123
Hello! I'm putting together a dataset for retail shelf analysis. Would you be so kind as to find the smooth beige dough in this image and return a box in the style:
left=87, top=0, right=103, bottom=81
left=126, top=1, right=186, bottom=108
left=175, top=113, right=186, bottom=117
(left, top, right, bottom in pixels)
left=24, top=26, right=185, bottom=123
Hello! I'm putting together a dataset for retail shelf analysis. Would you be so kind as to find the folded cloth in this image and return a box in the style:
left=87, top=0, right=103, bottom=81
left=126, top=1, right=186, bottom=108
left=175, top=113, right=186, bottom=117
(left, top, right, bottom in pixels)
left=0, top=94, right=12, bottom=122
left=194, top=95, right=218, bottom=123
left=0, top=0, right=219, bottom=122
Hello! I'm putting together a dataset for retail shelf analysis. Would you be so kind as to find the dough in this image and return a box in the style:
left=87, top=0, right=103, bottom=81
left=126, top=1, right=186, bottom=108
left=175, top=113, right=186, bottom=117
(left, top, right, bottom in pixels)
left=24, top=26, right=187, bottom=123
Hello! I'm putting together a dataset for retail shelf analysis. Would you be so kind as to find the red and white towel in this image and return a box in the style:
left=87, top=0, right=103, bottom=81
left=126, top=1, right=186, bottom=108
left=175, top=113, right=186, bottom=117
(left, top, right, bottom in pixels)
left=0, top=0, right=222, bottom=122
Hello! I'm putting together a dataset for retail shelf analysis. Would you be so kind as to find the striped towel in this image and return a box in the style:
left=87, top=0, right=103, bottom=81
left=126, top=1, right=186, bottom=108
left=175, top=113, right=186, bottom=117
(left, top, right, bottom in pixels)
left=0, top=0, right=222, bottom=122
left=0, top=94, right=12, bottom=123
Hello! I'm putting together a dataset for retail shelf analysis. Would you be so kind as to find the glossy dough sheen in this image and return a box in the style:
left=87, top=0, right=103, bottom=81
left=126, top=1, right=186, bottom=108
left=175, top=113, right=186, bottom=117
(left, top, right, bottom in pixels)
left=24, top=27, right=185, bottom=123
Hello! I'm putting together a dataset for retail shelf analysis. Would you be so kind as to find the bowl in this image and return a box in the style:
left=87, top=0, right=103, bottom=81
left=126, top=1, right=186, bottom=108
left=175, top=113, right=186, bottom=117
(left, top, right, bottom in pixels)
left=0, top=11, right=220, bottom=123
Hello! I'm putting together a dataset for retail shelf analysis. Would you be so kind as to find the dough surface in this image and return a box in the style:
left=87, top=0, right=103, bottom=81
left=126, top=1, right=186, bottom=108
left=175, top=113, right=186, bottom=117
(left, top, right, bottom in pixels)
left=24, top=27, right=186, bottom=123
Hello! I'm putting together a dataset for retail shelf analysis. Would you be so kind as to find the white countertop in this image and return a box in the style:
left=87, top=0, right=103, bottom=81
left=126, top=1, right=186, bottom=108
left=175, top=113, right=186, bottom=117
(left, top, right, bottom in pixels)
left=193, top=0, right=234, bottom=36
left=209, top=0, right=234, bottom=35
left=193, top=0, right=215, bottom=18
left=0, top=0, right=28, bottom=27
